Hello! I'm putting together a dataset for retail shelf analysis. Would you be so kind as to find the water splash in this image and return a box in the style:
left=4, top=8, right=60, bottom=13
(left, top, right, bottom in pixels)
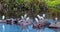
left=2, top=15, right=5, bottom=20
left=35, top=18, right=39, bottom=23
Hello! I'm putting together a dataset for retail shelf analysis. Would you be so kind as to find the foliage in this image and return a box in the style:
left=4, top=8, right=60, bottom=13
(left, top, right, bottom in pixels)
left=0, top=0, right=60, bottom=18
left=45, top=0, right=60, bottom=10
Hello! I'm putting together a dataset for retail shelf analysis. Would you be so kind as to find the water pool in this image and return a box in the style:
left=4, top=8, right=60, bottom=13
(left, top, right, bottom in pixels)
left=0, top=23, right=59, bottom=32
left=0, top=19, right=60, bottom=32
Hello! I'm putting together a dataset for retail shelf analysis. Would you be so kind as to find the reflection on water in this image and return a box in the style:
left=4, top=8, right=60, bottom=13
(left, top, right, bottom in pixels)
left=0, top=24, right=59, bottom=32
left=0, top=19, right=60, bottom=32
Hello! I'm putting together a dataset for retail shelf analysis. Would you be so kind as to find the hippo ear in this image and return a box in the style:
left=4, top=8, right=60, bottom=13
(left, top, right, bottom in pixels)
left=21, top=16, right=24, bottom=19
left=24, top=14, right=27, bottom=18
left=35, top=18, right=39, bottom=23
left=26, top=17, right=30, bottom=21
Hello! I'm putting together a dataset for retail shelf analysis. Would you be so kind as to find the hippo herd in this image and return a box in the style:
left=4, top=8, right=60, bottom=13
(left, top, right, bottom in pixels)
left=0, top=14, right=52, bottom=32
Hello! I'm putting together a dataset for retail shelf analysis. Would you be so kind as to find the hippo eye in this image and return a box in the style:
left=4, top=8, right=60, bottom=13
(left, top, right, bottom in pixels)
left=26, top=22, right=28, bottom=23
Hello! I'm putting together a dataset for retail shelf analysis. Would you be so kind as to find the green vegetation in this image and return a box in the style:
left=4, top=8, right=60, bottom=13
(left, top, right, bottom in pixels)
left=45, top=0, right=60, bottom=6
left=0, top=0, right=60, bottom=19
left=45, top=0, right=60, bottom=10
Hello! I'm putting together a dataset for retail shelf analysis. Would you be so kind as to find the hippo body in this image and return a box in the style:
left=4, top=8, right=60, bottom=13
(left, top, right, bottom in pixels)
left=33, top=19, right=51, bottom=29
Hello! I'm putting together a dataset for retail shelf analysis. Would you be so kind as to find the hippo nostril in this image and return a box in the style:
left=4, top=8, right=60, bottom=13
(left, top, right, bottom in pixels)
left=21, top=21, right=23, bottom=22
left=39, top=24, right=40, bottom=25
left=26, top=22, right=28, bottom=23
